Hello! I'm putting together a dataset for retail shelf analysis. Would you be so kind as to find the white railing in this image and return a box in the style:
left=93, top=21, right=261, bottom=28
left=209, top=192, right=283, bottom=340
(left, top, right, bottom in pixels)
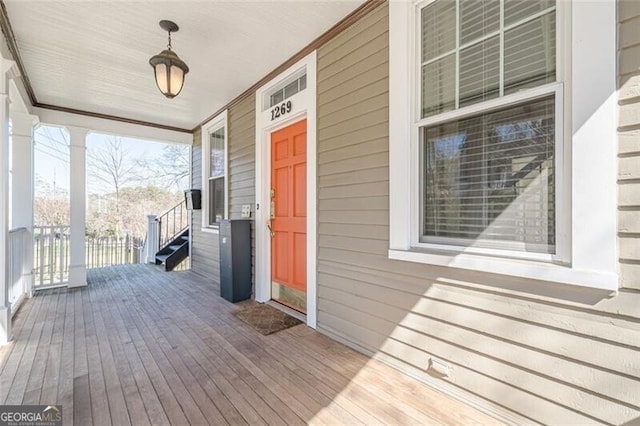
left=8, top=227, right=31, bottom=314
left=85, top=234, right=142, bottom=268
left=34, top=225, right=70, bottom=288
left=33, top=225, right=143, bottom=288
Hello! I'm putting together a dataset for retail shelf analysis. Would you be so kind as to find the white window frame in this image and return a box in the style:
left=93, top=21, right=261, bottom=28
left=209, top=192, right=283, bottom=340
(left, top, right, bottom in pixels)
left=418, top=86, right=563, bottom=262
left=389, top=0, right=618, bottom=291
left=201, top=110, right=229, bottom=233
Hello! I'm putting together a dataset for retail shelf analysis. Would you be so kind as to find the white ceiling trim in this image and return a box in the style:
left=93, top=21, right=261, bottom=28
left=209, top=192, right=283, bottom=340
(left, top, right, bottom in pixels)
left=4, top=0, right=364, bottom=130
left=34, top=107, right=193, bottom=145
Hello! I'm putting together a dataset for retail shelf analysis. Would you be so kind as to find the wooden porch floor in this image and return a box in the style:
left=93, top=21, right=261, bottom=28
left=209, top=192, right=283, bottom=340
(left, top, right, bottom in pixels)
left=0, top=264, right=501, bottom=425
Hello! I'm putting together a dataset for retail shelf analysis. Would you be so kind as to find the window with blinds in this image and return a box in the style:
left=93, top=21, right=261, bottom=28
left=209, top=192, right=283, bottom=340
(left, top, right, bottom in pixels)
left=419, top=0, right=557, bottom=254
left=422, top=95, right=555, bottom=253
left=421, top=0, right=556, bottom=117
left=208, top=127, right=225, bottom=226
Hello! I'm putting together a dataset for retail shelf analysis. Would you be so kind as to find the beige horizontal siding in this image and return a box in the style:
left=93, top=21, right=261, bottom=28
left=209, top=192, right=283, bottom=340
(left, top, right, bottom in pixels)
left=618, top=0, right=640, bottom=290
left=190, top=96, right=257, bottom=291
left=227, top=95, right=256, bottom=289
left=619, top=129, right=640, bottom=154
left=619, top=16, right=640, bottom=49
left=316, top=1, right=640, bottom=424
left=620, top=0, right=640, bottom=23
left=190, top=128, right=220, bottom=280
left=318, top=290, right=637, bottom=423
left=618, top=75, right=640, bottom=105
left=620, top=182, right=640, bottom=207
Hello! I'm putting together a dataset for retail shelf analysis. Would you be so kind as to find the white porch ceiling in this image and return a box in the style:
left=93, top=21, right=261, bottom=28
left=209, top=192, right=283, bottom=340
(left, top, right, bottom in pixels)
left=4, top=0, right=363, bottom=131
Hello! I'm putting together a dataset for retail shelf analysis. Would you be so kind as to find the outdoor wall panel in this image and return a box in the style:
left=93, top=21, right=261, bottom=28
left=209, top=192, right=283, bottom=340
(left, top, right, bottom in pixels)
left=190, top=96, right=256, bottom=292
left=315, top=2, right=640, bottom=424
left=227, top=95, right=256, bottom=289
left=619, top=0, right=640, bottom=290
left=190, top=127, right=220, bottom=280
left=620, top=0, right=640, bottom=21
left=185, top=1, right=640, bottom=423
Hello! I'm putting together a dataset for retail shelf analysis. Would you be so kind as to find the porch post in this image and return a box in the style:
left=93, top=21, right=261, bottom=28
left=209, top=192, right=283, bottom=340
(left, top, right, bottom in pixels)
left=0, top=56, right=17, bottom=344
left=10, top=113, right=38, bottom=298
left=67, top=126, right=89, bottom=288
left=145, top=214, right=159, bottom=263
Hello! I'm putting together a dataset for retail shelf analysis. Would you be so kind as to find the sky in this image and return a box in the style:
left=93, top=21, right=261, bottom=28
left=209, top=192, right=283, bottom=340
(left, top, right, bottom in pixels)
left=32, top=125, right=189, bottom=196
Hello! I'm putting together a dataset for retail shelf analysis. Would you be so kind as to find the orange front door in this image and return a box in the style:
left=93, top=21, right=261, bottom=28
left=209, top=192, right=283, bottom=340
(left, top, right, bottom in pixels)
left=271, top=119, right=307, bottom=310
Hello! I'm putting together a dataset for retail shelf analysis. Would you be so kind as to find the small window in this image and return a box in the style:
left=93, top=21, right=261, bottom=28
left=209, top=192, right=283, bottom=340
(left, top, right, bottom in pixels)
left=268, top=74, right=307, bottom=108
left=208, top=127, right=225, bottom=225
left=201, top=111, right=228, bottom=229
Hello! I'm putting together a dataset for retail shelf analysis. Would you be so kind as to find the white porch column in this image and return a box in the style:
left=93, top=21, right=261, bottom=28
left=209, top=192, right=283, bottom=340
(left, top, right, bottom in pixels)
left=67, top=126, right=89, bottom=288
left=0, top=56, right=17, bottom=344
left=10, top=113, right=38, bottom=298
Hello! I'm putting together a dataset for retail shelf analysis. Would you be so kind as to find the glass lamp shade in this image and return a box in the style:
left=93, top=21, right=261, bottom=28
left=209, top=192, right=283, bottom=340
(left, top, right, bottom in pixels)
left=149, top=49, right=189, bottom=98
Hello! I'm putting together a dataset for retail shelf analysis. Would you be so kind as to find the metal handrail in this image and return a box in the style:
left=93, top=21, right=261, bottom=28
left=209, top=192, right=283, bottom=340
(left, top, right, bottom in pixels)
left=157, top=200, right=188, bottom=250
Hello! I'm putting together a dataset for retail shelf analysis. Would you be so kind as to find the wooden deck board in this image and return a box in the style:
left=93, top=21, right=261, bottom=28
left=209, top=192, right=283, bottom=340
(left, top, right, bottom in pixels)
left=148, top=273, right=343, bottom=424
left=0, top=264, right=502, bottom=425
left=6, top=285, right=55, bottom=405
left=118, top=295, right=209, bottom=425
left=126, top=269, right=284, bottom=426
left=72, top=289, right=92, bottom=426
left=57, top=285, right=76, bottom=426
left=152, top=271, right=379, bottom=425
left=40, top=288, right=65, bottom=405
left=157, top=270, right=403, bottom=424
left=99, top=273, right=165, bottom=422
left=88, top=279, right=133, bottom=426
left=22, top=288, right=58, bottom=405
left=97, top=270, right=155, bottom=426
left=0, top=287, right=42, bottom=403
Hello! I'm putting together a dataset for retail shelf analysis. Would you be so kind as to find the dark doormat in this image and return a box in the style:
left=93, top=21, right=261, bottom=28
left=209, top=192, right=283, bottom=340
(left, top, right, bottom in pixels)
left=234, top=303, right=302, bottom=335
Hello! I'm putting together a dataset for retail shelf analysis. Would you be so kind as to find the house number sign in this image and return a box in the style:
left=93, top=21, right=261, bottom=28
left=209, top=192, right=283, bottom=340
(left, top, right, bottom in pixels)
left=271, top=100, right=292, bottom=121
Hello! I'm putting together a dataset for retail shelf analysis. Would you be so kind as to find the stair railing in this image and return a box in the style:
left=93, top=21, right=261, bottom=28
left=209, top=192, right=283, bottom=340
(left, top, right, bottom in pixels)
left=157, top=200, right=188, bottom=251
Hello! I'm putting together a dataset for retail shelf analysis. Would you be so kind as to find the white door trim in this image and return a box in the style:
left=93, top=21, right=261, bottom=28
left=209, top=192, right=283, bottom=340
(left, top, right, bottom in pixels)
left=255, top=51, right=317, bottom=329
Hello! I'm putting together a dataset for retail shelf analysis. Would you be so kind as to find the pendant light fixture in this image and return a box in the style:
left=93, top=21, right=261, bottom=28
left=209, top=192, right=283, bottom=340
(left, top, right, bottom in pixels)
left=149, top=20, right=189, bottom=98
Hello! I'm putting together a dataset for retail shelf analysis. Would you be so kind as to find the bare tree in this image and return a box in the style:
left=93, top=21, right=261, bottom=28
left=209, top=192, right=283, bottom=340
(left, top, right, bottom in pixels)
left=137, top=144, right=190, bottom=190
left=87, top=136, right=141, bottom=214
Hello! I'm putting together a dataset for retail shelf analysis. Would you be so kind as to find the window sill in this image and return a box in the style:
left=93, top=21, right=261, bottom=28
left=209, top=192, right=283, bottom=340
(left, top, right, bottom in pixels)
left=200, top=227, right=219, bottom=235
left=388, top=248, right=618, bottom=293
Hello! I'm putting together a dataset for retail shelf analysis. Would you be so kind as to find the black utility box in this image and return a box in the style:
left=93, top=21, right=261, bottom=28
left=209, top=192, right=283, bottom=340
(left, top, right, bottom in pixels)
left=219, top=219, right=252, bottom=303
left=184, top=189, right=202, bottom=210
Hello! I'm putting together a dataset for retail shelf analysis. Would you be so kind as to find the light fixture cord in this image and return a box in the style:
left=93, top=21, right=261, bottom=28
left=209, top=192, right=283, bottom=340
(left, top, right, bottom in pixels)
left=167, top=30, right=172, bottom=50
